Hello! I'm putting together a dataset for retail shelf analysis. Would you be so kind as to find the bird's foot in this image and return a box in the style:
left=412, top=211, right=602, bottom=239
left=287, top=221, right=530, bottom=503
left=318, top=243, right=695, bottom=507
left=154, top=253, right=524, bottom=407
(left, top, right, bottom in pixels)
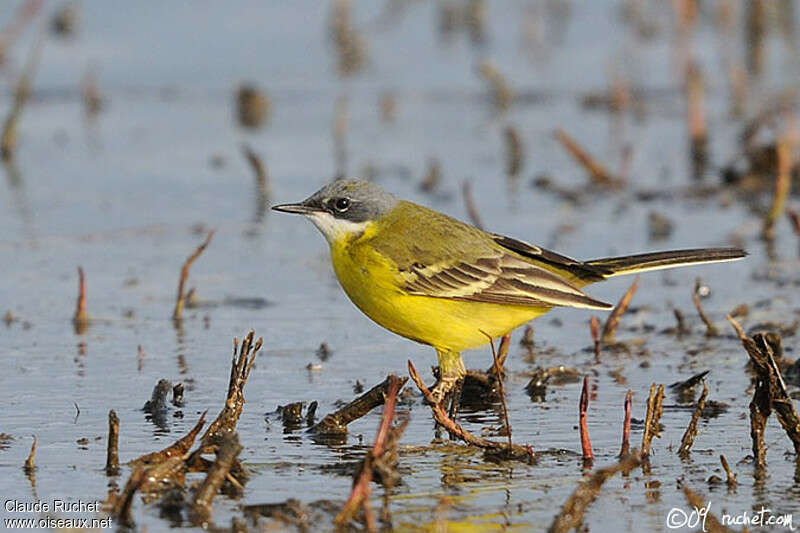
left=430, top=372, right=461, bottom=406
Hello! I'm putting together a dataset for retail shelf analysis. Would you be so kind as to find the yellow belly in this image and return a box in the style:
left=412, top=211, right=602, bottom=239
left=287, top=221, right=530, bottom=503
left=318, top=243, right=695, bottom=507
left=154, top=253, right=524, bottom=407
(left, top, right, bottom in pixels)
left=329, top=239, right=549, bottom=353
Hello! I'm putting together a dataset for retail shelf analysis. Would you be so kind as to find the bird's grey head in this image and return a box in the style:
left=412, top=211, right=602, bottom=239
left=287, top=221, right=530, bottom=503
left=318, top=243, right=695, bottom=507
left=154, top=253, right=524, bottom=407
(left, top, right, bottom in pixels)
left=272, top=178, right=398, bottom=243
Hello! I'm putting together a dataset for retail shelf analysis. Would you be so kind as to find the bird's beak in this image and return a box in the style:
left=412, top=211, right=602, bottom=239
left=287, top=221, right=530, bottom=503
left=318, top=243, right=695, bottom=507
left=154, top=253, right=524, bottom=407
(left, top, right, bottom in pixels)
left=272, top=202, right=319, bottom=215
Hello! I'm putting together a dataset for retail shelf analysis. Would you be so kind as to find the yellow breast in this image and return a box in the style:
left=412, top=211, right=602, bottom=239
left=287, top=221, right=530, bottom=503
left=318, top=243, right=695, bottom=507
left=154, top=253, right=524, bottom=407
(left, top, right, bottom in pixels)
left=328, top=226, right=547, bottom=353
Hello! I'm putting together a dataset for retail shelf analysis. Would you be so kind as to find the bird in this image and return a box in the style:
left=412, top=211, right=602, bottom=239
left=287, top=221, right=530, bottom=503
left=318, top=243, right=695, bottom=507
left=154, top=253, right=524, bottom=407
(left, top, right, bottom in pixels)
left=273, top=179, right=745, bottom=403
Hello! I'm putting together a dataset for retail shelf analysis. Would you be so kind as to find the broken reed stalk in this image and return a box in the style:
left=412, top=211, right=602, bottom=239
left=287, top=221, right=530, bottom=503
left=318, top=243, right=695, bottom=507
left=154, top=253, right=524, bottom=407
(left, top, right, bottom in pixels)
left=762, top=135, right=792, bottom=240
left=602, top=277, right=639, bottom=344
left=727, top=315, right=800, bottom=467
left=408, top=360, right=533, bottom=459
left=462, top=180, right=484, bottom=230
left=173, top=230, right=215, bottom=321
left=310, top=374, right=408, bottom=435
left=477, top=60, right=513, bottom=111
left=112, top=465, right=145, bottom=528
left=579, top=376, right=593, bottom=464
left=201, top=332, right=261, bottom=445
left=692, top=281, right=718, bottom=336
left=504, top=126, right=523, bottom=178
left=72, top=266, right=89, bottom=331
left=242, top=143, right=270, bottom=223
left=0, top=0, right=43, bottom=62
left=547, top=452, right=643, bottom=533
left=619, top=391, right=632, bottom=457
left=105, top=409, right=120, bottom=476
left=486, top=334, right=513, bottom=449
left=589, top=316, right=600, bottom=360
left=131, top=411, right=207, bottom=467
left=677, top=380, right=708, bottom=458
left=554, top=128, right=621, bottom=188
left=682, top=485, right=736, bottom=533
left=23, top=435, right=36, bottom=473
left=334, top=375, right=402, bottom=530
left=641, top=383, right=665, bottom=457
left=685, top=60, right=708, bottom=179
left=1, top=38, right=40, bottom=161
left=720, top=454, right=737, bottom=488
left=789, top=208, right=800, bottom=256
left=192, top=432, right=243, bottom=522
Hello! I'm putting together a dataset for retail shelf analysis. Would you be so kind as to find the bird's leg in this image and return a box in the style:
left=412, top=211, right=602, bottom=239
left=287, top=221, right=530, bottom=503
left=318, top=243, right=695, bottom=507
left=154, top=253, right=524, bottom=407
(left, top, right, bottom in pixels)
left=430, top=350, right=466, bottom=406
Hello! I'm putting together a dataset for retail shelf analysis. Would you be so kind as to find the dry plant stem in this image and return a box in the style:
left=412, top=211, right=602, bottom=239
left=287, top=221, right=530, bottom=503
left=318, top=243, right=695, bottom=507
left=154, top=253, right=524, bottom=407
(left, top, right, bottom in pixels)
left=131, top=411, right=207, bottom=467
left=485, top=334, right=513, bottom=449
left=720, top=454, right=737, bottom=488
left=727, top=315, right=800, bottom=460
left=678, top=380, right=708, bottom=458
left=1, top=38, right=40, bottom=161
left=192, top=432, right=243, bottom=520
left=788, top=209, right=800, bottom=236
left=172, top=230, right=215, bottom=320
left=462, top=180, right=484, bottom=230
left=602, top=277, right=639, bottom=343
left=72, top=267, right=89, bottom=327
left=620, top=391, right=632, bottom=457
left=763, top=136, right=792, bottom=240
left=408, top=360, right=532, bottom=456
left=0, top=0, right=43, bottom=59
left=311, top=374, right=408, bottom=435
left=242, top=143, right=270, bottom=221
left=553, top=128, right=620, bottom=188
left=201, top=332, right=261, bottom=445
left=105, top=410, right=119, bottom=476
left=641, top=383, right=665, bottom=457
left=579, top=376, right=593, bottom=463
left=547, top=452, right=643, bottom=533
left=589, top=316, right=600, bottom=360
left=682, top=485, right=736, bottom=533
left=112, top=465, right=145, bottom=528
left=334, top=376, right=402, bottom=530
left=692, top=286, right=718, bottom=336
left=23, top=435, right=36, bottom=473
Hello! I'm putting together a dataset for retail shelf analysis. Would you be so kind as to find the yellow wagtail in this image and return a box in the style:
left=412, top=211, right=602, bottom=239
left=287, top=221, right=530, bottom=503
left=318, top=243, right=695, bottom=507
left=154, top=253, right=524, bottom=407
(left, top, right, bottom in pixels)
left=274, top=179, right=745, bottom=402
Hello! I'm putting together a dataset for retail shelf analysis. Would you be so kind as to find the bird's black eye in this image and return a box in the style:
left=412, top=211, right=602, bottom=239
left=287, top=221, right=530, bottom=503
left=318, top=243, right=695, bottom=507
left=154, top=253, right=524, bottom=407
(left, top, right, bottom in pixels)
left=333, top=197, right=351, bottom=213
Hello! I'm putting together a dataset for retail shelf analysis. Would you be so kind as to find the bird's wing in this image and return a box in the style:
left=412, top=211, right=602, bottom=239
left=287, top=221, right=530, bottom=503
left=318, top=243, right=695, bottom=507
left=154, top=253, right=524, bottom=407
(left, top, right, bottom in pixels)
left=369, top=202, right=612, bottom=310
left=401, top=252, right=612, bottom=310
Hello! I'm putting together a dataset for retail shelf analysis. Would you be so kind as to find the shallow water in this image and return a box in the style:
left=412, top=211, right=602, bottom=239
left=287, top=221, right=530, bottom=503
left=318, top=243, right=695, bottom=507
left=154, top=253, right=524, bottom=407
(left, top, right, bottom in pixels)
left=1, top=1, right=800, bottom=532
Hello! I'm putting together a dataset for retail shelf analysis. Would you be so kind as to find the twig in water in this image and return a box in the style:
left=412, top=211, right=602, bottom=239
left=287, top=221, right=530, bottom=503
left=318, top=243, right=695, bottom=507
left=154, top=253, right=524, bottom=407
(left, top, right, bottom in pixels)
left=485, top=333, right=513, bottom=449
left=462, top=180, right=484, bottom=230
left=73, top=266, right=89, bottom=333
left=619, top=391, right=632, bottom=457
left=720, top=454, right=737, bottom=488
left=23, top=435, right=36, bottom=473
left=686, top=60, right=708, bottom=179
left=477, top=60, right=513, bottom=111
left=692, top=280, right=718, bottom=336
left=201, top=332, right=260, bottom=446
left=408, top=360, right=533, bottom=460
left=579, top=376, right=593, bottom=464
left=727, top=315, right=800, bottom=466
left=602, top=277, right=639, bottom=344
left=1, top=38, right=41, bottom=161
left=191, top=432, right=243, bottom=524
left=678, top=380, right=708, bottom=458
left=554, top=128, right=622, bottom=188
left=504, top=126, right=524, bottom=178
left=131, top=411, right=207, bottom=467
left=173, top=230, right=215, bottom=321
left=310, top=374, right=407, bottom=435
left=590, top=316, right=600, bottom=360
left=762, top=134, right=793, bottom=240
left=681, top=485, right=736, bottom=533
left=242, top=143, right=270, bottom=224
left=547, top=452, right=643, bottom=533
left=334, top=375, right=402, bottom=531
left=105, top=410, right=119, bottom=476
left=641, top=383, right=665, bottom=457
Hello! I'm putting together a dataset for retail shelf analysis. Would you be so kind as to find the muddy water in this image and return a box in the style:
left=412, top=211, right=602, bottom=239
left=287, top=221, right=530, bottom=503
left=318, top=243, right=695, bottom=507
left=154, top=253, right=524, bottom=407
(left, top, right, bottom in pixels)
left=1, top=1, right=799, bottom=532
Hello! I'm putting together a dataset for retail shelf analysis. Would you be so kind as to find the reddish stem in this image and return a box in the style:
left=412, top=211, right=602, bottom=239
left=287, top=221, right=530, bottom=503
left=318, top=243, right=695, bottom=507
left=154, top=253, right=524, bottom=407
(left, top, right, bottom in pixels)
left=580, top=376, right=593, bottom=463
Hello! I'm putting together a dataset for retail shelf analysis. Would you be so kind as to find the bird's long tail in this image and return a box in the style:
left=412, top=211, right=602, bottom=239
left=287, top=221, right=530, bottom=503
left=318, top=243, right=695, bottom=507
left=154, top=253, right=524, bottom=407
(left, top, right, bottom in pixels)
left=584, top=247, right=746, bottom=279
